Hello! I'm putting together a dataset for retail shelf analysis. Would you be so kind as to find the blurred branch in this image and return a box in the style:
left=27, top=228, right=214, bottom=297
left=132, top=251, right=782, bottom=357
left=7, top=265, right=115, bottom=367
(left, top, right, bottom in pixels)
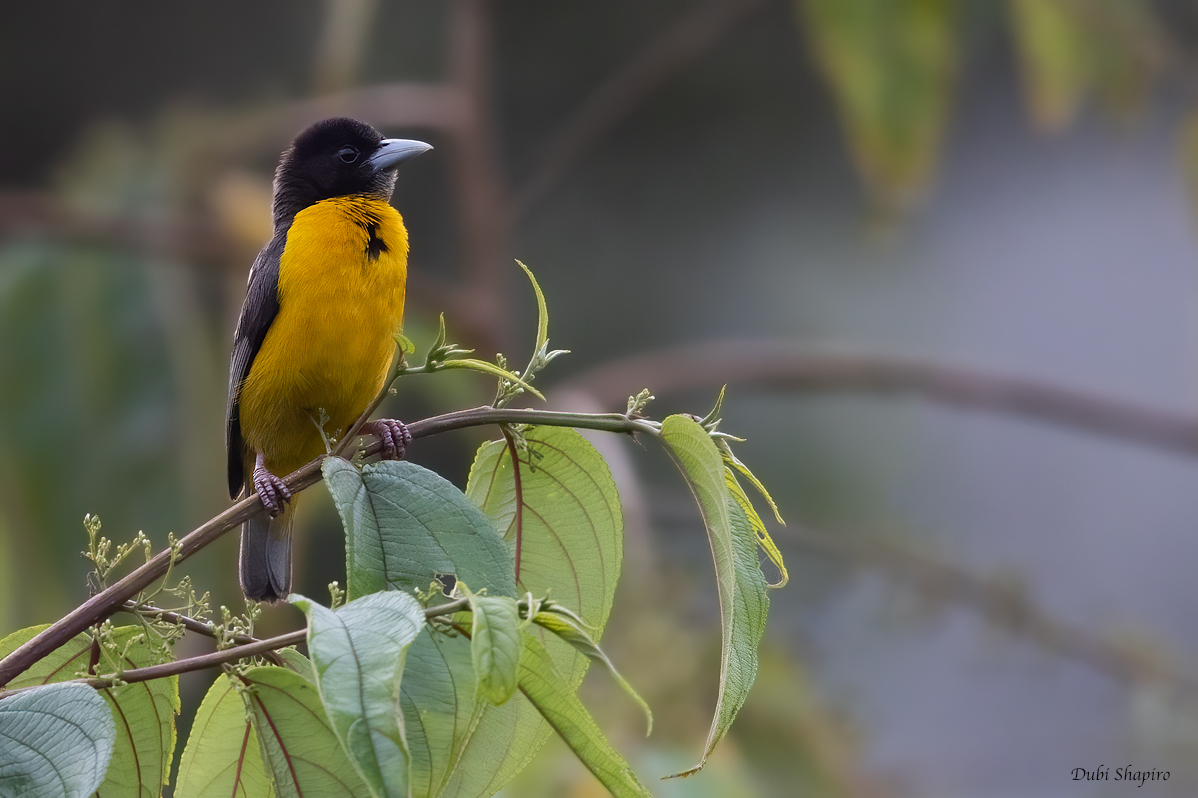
left=511, top=0, right=772, bottom=220
left=557, top=339, right=1198, bottom=457
left=784, top=522, right=1198, bottom=699
left=0, top=190, right=234, bottom=258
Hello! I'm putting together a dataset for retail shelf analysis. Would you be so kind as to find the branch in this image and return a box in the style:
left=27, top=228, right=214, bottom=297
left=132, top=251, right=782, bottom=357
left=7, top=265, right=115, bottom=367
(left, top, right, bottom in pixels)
left=0, top=405, right=653, bottom=688
left=555, top=340, right=1198, bottom=458
left=117, top=601, right=285, bottom=667
left=119, top=601, right=252, bottom=646
left=0, top=598, right=472, bottom=701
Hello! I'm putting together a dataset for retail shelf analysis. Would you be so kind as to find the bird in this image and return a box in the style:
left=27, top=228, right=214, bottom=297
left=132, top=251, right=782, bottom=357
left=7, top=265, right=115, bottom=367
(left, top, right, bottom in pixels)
left=226, top=117, right=431, bottom=601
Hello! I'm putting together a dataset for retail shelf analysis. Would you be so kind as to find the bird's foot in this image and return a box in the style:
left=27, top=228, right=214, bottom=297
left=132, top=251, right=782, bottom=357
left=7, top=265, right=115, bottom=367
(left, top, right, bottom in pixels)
left=253, top=455, right=291, bottom=517
left=364, top=419, right=412, bottom=461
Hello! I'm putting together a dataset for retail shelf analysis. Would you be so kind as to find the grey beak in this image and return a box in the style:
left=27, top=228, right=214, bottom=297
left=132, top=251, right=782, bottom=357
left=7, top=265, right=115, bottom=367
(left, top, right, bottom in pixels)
left=368, top=138, right=433, bottom=172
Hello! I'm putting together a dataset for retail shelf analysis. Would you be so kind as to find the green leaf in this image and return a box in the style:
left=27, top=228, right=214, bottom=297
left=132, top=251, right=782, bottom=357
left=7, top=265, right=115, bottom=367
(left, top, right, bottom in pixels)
left=95, top=630, right=180, bottom=798
left=399, top=631, right=481, bottom=798
left=517, top=260, right=549, bottom=355
left=323, top=457, right=516, bottom=798
left=0, top=624, right=179, bottom=797
left=406, top=311, right=546, bottom=400
left=467, top=427, right=622, bottom=665
left=323, top=458, right=515, bottom=601
left=0, top=683, right=115, bottom=798
left=517, top=633, right=651, bottom=798
left=175, top=674, right=272, bottom=798
left=800, top=0, right=956, bottom=208
left=466, top=590, right=522, bottom=706
left=448, top=426, right=624, bottom=797
left=0, top=623, right=75, bottom=686
left=291, top=591, right=426, bottom=798
left=242, top=666, right=373, bottom=798
left=394, top=331, right=417, bottom=355
left=532, top=610, right=652, bottom=735
left=438, top=358, right=545, bottom=400
left=660, top=415, right=769, bottom=777
left=494, top=261, right=568, bottom=407
left=274, top=646, right=315, bottom=682
left=428, top=312, right=449, bottom=355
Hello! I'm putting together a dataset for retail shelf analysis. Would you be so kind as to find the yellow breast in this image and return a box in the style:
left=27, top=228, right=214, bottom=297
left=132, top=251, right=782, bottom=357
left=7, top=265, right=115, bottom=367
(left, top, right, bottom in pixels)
left=239, top=195, right=408, bottom=474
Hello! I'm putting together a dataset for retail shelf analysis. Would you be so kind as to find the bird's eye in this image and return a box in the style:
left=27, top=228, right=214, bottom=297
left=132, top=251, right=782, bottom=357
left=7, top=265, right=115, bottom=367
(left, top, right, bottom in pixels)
left=337, top=146, right=359, bottom=163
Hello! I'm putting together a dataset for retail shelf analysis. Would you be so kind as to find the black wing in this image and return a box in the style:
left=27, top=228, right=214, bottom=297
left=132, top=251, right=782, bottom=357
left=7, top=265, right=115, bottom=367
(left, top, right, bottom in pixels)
left=226, top=234, right=285, bottom=499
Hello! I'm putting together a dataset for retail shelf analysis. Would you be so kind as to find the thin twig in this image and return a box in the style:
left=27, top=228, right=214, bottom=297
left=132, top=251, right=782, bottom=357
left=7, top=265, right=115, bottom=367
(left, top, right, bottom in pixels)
left=95, top=630, right=305, bottom=690
left=555, top=340, right=1198, bottom=458
left=0, top=598, right=471, bottom=701
left=118, top=601, right=286, bottom=667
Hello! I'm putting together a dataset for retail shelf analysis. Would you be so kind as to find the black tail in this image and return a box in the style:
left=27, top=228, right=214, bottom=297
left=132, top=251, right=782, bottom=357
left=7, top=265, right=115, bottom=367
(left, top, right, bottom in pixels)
left=239, top=500, right=295, bottom=602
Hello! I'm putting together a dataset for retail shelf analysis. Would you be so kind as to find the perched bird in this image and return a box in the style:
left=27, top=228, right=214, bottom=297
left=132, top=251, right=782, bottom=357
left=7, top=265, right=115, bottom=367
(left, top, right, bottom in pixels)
left=226, top=117, right=431, bottom=601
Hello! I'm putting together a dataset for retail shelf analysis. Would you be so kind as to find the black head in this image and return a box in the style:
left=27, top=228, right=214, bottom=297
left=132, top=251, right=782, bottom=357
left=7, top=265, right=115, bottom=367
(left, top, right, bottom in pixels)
left=271, top=117, right=431, bottom=228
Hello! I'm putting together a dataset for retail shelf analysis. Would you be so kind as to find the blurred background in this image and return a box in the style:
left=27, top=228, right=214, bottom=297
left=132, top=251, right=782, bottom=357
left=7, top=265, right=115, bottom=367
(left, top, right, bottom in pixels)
left=3, top=0, right=1198, bottom=795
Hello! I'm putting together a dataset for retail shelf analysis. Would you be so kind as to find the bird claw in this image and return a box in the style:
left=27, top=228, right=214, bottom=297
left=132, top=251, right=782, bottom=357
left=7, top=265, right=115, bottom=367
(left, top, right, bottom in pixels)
left=365, top=419, right=411, bottom=461
left=253, top=462, right=291, bottom=517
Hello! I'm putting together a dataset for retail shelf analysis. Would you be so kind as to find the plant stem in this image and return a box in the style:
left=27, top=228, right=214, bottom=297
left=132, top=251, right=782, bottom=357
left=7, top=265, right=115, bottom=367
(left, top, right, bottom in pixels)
left=119, top=601, right=286, bottom=666
left=0, top=598, right=471, bottom=700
